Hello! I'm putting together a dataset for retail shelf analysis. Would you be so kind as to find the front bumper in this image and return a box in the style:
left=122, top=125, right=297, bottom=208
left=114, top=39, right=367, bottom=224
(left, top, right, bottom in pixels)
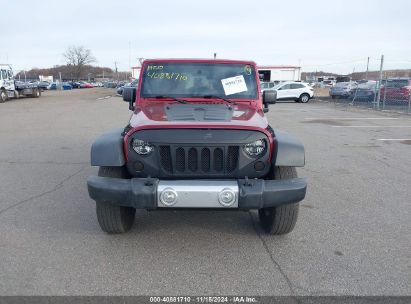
left=87, top=176, right=307, bottom=210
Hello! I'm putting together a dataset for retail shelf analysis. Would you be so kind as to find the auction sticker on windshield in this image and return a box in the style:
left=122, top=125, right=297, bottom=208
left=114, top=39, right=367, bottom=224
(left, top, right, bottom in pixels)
left=221, top=75, right=248, bottom=95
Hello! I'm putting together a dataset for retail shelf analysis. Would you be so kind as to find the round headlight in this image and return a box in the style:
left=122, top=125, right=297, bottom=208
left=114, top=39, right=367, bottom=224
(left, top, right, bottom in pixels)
left=132, top=139, right=154, bottom=155
left=243, top=139, right=266, bottom=157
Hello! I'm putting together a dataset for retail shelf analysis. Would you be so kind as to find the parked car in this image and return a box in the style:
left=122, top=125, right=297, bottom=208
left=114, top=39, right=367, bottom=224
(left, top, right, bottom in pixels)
left=61, top=82, right=73, bottom=90
left=48, top=82, right=73, bottom=90
left=117, top=79, right=139, bottom=96
left=69, top=82, right=81, bottom=89
left=35, top=81, right=50, bottom=90
left=270, top=81, right=314, bottom=103
left=79, top=81, right=93, bottom=88
left=91, top=82, right=103, bottom=87
left=322, top=80, right=335, bottom=87
left=104, top=81, right=118, bottom=88
left=380, top=78, right=411, bottom=102
left=351, top=80, right=377, bottom=102
left=329, top=81, right=357, bottom=99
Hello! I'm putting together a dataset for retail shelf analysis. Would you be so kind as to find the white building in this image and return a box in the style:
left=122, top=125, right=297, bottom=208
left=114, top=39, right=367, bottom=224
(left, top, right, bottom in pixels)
left=131, top=66, right=141, bottom=79
left=257, top=65, right=301, bottom=82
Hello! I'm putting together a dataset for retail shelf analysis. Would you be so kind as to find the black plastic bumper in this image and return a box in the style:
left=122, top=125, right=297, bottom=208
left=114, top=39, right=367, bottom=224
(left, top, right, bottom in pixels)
left=87, top=177, right=307, bottom=210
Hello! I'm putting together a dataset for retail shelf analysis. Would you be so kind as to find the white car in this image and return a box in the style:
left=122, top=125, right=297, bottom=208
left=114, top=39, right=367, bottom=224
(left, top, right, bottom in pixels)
left=270, top=81, right=314, bottom=103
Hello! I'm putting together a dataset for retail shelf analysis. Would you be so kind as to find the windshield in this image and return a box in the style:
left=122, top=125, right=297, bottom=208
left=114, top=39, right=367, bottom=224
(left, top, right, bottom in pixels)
left=386, top=80, right=409, bottom=88
left=358, top=81, right=376, bottom=89
left=140, top=63, right=258, bottom=99
left=335, top=82, right=349, bottom=87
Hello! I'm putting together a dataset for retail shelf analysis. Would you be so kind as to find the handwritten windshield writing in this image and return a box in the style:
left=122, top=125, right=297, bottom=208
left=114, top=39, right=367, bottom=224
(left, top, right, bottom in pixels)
left=146, top=72, right=188, bottom=81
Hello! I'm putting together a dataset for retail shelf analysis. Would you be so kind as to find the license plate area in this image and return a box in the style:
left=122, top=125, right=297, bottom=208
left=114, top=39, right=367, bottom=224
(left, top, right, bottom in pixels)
left=157, top=180, right=238, bottom=208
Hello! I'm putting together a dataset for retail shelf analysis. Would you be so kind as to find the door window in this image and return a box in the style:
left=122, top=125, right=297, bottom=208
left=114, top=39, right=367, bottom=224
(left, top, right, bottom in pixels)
left=290, top=83, right=304, bottom=89
left=280, top=84, right=291, bottom=90
left=1, top=70, right=7, bottom=80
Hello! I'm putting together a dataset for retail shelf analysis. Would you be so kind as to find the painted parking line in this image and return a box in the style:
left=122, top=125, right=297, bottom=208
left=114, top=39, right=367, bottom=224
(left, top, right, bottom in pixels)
left=377, top=139, right=411, bottom=141
left=304, top=117, right=399, bottom=120
left=331, top=125, right=411, bottom=128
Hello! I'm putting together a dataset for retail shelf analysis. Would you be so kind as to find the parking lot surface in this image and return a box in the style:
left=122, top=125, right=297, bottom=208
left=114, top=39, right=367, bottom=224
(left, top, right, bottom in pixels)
left=0, top=89, right=410, bottom=296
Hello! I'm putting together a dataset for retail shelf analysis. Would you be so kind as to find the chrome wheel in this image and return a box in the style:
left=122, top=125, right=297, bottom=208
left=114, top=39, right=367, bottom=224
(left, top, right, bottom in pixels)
left=300, top=94, right=309, bottom=103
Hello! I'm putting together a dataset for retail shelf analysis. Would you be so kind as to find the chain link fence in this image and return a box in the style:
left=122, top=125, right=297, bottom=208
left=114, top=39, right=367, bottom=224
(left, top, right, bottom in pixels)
left=304, top=58, right=411, bottom=114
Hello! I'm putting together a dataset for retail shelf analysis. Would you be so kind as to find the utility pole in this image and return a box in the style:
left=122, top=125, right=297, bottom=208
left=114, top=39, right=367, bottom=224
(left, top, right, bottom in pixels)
left=59, top=72, right=62, bottom=90
left=128, top=41, right=131, bottom=75
left=114, top=61, right=118, bottom=81
left=365, top=57, right=370, bottom=80
left=375, top=55, right=384, bottom=109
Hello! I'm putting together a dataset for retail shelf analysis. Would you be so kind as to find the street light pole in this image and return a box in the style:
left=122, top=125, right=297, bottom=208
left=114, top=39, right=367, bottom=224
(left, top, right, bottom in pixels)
left=365, top=57, right=369, bottom=80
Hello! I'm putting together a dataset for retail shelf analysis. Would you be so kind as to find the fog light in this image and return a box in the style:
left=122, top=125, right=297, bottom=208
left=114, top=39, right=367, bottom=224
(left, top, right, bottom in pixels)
left=160, top=188, right=178, bottom=206
left=254, top=161, right=265, bottom=171
left=218, top=188, right=236, bottom=207
left=134, top=161, right=144, bottom=172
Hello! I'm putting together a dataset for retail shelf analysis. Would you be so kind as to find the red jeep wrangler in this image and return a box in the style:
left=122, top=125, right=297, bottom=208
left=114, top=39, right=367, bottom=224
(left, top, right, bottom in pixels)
left=87, top=59, right=306, bottom=234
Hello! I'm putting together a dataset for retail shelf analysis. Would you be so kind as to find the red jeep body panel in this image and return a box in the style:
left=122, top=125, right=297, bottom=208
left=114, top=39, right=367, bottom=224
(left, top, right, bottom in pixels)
left=123, top=59, right=273, bottom=161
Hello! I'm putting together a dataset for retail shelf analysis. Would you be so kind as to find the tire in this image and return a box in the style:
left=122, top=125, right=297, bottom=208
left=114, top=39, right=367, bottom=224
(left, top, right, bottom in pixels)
left=31, top=88, right=40, bottom=98
left=331, top=95, right=336, bottom=99
left=299, top=93, right=310, bottom=103
left=0, top=89, right=7, bottom=103
left=258, top=166, right=300, bottom=235
left=95, top=166, right=135, bottom=233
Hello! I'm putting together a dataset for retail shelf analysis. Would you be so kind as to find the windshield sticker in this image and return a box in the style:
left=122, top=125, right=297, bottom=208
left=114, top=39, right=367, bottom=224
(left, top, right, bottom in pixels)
left=146, top=65, right=163, bottom=70
left=244, top=65, right=252, bottom=75
left=147, top=72, right=188, bottom=81
left=221, top=75, right=248, bottom=95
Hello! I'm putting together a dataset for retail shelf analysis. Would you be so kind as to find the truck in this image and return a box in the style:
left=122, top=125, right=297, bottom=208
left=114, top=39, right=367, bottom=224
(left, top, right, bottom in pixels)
left=0, top=64, right=41, bottom=103
left=87, top=59, right=307, bottom=235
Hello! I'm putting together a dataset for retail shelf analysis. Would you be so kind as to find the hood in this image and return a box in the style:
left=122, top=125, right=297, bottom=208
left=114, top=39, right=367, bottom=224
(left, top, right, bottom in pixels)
left=129, top=102, right=268, bottom=129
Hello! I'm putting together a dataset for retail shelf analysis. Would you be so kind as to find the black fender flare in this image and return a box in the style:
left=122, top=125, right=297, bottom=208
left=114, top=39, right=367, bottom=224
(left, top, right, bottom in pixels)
left=273, top=130, right=305, bottom=167
left=90, top=128, right=125, bottom=166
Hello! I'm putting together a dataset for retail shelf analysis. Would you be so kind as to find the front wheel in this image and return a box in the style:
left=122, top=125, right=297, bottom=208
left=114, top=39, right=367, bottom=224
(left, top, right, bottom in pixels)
left=95, top=166, right=135, bottom=233
left=258, top=166, right=300, bottom=235
left=31, top=88, right=41, bottom=98
left=299, top=93, right=310, bottom=103
left=0, top=89, right=7, bottom=103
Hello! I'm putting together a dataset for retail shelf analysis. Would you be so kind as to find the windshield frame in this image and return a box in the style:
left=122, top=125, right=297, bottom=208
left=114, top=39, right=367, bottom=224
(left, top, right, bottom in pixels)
left=139, top=61, right=259, bottom=101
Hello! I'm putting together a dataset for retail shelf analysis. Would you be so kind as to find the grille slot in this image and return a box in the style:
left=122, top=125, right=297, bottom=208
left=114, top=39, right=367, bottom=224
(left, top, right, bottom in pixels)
left=213, top=148, right=224, bottom=172
left=226, top=146, right=239, bottom=172
left=159, top=145, right=239, bottom=176
left=188, top=148, right=198, bottom=171
left=175, top=147, right=185, bottom=172
left=201, top=148, right=210, bottom=172
left=159, top=146, right=172, bottom=173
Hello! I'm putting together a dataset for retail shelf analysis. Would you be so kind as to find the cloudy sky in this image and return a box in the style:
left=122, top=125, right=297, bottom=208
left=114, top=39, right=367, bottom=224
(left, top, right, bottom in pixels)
left=1, top=0, right=410, bottom=74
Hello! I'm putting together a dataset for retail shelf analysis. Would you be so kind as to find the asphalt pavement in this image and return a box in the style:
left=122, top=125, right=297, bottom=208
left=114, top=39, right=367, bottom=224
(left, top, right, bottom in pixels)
left=0, top=89, right=410, bottom=296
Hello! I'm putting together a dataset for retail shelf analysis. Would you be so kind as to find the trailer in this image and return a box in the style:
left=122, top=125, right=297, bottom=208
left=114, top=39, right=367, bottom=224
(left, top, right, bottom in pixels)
left=0, top=64, right=41, bottom=103
left=258, top=65, right=301, bottom=83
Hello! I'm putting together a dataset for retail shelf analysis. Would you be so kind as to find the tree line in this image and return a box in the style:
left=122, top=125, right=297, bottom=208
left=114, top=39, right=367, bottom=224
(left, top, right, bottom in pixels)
left=15, top=46, right=131, bottom=81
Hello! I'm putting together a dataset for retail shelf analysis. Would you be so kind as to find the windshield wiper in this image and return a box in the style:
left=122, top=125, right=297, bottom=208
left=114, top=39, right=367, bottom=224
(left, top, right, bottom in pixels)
left=154, top=96, right=187, bottom=104
left=202, top=95, right=237, bottom=105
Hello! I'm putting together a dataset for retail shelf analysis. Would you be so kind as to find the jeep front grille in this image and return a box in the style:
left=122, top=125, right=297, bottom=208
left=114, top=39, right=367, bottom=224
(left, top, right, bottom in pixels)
left=159, top=146, right=239, bottom=176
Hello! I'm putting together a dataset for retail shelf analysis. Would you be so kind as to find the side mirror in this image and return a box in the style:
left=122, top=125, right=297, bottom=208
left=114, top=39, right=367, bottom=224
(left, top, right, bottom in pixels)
left=263, top=90, right=276, bottom=113
left=122, top=87, right=136, bottom=111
